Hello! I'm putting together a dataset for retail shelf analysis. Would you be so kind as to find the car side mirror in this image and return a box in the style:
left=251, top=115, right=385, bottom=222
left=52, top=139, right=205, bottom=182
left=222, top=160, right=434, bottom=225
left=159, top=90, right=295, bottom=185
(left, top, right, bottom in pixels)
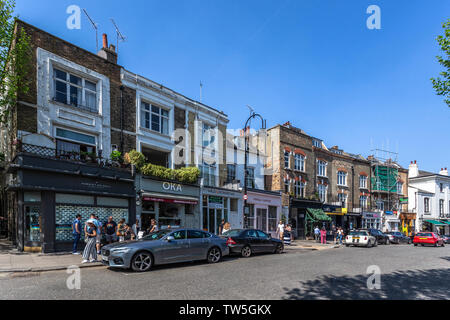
left=166, top=236, right=175, bottom=241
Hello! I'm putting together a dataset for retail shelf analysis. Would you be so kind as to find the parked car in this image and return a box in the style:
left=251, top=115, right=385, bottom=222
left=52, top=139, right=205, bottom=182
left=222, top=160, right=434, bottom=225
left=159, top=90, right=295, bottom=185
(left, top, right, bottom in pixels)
left=413, top=232, right=445, bottom=247
left=221, top=229, right=284, bottom=257
left=345, top=230, right=377, bottom=248
left=361, top=228, right=390, bottom=245
left=101, top=228, right=229, bottom=272
left=442, top=235, right=450, bottom=244
left=386, top=231, right=412, bottom=244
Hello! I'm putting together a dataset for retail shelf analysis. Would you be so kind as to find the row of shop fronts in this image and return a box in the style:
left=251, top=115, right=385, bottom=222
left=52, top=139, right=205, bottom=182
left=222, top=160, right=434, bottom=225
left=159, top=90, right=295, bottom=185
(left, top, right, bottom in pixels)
left=4, top=151, right=286, bottom=253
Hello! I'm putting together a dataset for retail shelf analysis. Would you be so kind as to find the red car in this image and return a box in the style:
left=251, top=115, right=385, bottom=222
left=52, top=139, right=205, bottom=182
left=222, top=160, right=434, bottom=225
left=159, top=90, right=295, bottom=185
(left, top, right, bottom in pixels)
left=413, top=232, right=445, bottom=247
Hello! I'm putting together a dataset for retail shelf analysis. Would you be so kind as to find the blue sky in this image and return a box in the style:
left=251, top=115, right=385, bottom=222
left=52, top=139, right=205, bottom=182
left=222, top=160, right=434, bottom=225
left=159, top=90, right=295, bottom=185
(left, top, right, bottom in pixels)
left=15, top=0, right=450, bottom=172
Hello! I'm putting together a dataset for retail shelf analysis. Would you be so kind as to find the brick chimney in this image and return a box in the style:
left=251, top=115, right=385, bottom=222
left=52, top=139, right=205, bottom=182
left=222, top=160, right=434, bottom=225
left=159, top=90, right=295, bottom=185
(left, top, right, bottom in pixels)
left=439, top=168, right=448, bottom=176
left=409, top=160, right=419, bottom=178
left=97, top=34, right=118, bottom=64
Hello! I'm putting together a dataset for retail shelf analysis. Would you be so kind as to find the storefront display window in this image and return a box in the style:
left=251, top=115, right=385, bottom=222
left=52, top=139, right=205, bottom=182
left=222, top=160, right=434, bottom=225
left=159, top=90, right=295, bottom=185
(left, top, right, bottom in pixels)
left=159, top=202, right=182, bottom=228
left=25, top=205, right=40, bottom=242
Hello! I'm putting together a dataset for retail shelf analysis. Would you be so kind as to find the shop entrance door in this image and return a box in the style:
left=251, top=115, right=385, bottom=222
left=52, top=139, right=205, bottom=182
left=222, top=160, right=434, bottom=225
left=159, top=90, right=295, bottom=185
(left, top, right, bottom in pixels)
left=256, top=208, right=267, bottom=233
left=24, top=205, right=41, bottom=247
left=207, top=208, right=225, bottom=235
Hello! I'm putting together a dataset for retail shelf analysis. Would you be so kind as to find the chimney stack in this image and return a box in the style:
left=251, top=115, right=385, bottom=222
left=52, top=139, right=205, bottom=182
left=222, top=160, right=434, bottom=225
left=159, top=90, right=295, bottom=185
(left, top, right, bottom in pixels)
left=439, top=168, right=448, bottom=176
left=98, top=33, right=118, bottom=64
left=409, top=160, right=419, bottom=178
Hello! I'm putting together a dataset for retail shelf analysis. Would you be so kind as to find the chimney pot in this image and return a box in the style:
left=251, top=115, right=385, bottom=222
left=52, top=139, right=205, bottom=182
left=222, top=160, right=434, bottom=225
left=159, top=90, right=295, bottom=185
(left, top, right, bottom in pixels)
left=102, top=34, right=108, bottom=49
left=414, top=160, right=416, bottom=164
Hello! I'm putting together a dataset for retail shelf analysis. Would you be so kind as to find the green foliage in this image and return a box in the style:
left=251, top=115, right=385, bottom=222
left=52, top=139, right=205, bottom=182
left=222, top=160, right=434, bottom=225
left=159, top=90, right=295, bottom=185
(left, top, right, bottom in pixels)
left=0, top=0, right=33, bottom=124
left=431, top=19, right=450, bottom=107
left=110, top=150, right=122, bottom=162
left=124, top=150, right=146, bottom=169
left=141, top=163, right=200, bottom=184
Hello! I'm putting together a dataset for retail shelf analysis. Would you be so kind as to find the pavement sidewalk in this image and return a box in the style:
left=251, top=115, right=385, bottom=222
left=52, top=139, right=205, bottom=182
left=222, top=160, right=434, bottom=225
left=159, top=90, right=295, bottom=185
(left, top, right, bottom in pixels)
left=0, top=240, right=103, bottom=273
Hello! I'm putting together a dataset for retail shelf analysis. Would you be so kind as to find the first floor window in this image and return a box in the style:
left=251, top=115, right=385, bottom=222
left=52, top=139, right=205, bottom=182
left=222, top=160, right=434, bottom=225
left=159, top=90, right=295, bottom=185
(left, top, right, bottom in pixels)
left=318, top=184, right=327, bottom=202
left=201, top=163, right=216, bottom=187
left=397, top=182, right=403, bottom=194
left=246, top=167, right=255, bottom=189
left=360, top=196, right=368, bottom=209
left=227, top=164, right=236, bottom=182
left=294, top=154, right=305, bottom=171
left=295, top=181, right=305, bottom=198
left=424, top=198, right=430, bottom=213
left=338, top=193, right=348, bottom=208
left=284, top=151, right=290, bottom=169
left=55, top=128, right=96, bottom=159
left=284, top=180, right=290, bottom=193
left=440, top=199, right=444, bottom=216
left=360, top=175, right=367, bottom=189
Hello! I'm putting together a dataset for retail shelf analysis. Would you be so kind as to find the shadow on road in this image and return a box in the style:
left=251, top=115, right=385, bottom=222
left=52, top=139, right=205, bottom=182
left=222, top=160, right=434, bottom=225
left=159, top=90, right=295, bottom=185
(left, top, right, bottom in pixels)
left=282, top=268, right=450, bottom=300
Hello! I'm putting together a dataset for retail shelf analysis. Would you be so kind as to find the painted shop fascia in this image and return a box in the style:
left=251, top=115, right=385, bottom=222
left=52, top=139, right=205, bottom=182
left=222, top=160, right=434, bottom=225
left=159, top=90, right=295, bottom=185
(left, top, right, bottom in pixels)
left=136, top=174, right=201, bottom=231
left=6, top=153, right=136, bottom=253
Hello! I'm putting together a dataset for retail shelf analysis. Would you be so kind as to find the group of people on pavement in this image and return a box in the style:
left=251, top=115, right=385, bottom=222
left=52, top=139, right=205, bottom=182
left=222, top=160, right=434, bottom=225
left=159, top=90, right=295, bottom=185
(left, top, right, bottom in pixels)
left=72, top=215, right=143, bottom=263
left=276, top=220, right=293, bottom=246
left=314, top=224, right=345, bottom=245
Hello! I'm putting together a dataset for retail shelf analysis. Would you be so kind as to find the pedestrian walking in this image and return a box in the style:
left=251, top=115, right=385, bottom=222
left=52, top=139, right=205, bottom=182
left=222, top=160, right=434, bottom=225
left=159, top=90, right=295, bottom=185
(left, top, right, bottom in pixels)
left=222, top=222, right=231, bottom=235
left=117, top=219, right=126, bottom=242
left=82, top=222, right=98, bottom=263
left=104, top=216, right=117, bottom=244
left=314, top=226, right=320, bottom=242
left=320, top=226, right=327, bottom=244
left=331, top=224, right=337, bottom=244
left=276, top=220, right=285, bottom=241
left=71, top=214, right=82, bottom=254
left=283, top=225, right=292, bottom=246
left=147, top=219, right=158, bottom=234
left=337, top=227, right=344, bottom=245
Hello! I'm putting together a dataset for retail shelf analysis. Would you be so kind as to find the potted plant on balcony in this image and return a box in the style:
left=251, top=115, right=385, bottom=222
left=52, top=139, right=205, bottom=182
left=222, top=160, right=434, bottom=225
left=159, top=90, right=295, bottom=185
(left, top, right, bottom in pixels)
left=110, top=150, right=123, bottom=168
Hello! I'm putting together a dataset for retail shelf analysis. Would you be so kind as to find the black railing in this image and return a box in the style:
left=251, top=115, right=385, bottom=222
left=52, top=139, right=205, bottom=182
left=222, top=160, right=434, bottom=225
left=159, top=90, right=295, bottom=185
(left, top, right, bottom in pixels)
left=18, top=143, right=130, bottom=170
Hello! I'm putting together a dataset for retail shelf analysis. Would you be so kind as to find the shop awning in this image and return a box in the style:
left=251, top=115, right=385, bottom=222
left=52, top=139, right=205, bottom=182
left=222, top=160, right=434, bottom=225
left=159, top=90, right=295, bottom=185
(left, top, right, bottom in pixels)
left=306, top=208, right=332, bottom=222
left=439, top=220, right=450, bottom=225
left=142, top=192, right=199, bottom=205
left=424, top=220, right=447, bottom=226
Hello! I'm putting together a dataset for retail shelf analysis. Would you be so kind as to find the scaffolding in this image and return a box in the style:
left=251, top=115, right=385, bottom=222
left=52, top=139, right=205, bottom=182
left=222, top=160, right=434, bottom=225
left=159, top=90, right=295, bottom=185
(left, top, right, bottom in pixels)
left=370, top=149, right=400, bottom=212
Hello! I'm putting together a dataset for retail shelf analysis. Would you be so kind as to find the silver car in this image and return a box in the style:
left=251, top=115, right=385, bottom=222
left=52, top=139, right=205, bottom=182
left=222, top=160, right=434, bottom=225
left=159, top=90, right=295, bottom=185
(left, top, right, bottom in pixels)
left=101, top=228, right=229, bottom=272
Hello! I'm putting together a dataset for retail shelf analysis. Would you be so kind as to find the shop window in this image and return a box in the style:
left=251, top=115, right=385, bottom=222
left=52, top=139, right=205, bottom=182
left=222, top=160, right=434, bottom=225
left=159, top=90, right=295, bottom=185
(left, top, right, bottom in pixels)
left=244, top=204, right=255, bottom=229
left=268, top=206, right=277, bottom=232
left=159, top=203, right=181, bottom=228
left=230, top=199, right=238, bottom=212
left=142, top=201, right=155, bottom=212
left=25, top=205, right=40, bottom=242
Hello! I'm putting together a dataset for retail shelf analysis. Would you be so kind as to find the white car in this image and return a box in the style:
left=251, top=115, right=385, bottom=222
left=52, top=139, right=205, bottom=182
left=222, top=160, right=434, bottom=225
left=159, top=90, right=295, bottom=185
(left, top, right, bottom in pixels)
left=345, top=230, right=377, bottom=248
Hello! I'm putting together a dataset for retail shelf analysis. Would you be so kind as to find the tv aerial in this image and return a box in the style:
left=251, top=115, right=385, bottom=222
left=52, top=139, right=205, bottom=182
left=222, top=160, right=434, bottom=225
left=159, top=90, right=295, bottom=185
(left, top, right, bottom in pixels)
left=110, top=18, right=127, bottom=54
left=82, top=9, right=99, bottom=52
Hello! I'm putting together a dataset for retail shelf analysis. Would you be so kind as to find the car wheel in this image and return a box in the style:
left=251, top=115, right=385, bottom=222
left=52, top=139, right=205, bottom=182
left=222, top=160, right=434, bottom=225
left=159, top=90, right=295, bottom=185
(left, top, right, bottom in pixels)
left=367, top=240, right=372, bottom=248
left=207, top=247, right=222, bottom=263
left=241, top=245, right=252, bottom=258
left=274, top=243, right=284, bottom=254
left=434, top=241, right=438, bottom=247
left=131, top=251, right=153, bottom=272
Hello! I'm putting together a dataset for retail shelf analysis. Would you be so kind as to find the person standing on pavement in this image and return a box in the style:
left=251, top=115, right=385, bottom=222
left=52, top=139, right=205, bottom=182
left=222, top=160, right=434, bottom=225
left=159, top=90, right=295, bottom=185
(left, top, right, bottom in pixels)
left=117, top=219, right=126, bottom=242
left=71, top=214, right=82, bottom=254
left=314, top=226, right=320, bottom=242
left=95, top=215, right=102, bottom=254
left=85, top=214, right=101, bottom=254
left=104, top=216, right=117, bottom=244
left=277, top=220, right=285, bottom=241
left=82, top=222, right=98, bottom=263
left=147, top=219, right=158, bottom=234
left=132, top=219, right=140, bottom=239
left=331, top=224, right=337, bottom=244
left=222, top=222, right=231, bottom=235
left=218, top=219, right=225, bottom=235
left=320, top=226, right=327, bottom=244
left=337, top=227, right=344, bottom=245
left=283, top=224, right=292, bottom=246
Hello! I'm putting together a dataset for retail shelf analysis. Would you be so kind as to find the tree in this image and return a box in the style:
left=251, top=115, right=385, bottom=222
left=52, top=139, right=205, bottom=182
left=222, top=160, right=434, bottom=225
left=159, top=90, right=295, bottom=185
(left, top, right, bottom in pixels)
left=431, top=19, right=450, bottom=107
left=0, top=0, right=32, bottom=124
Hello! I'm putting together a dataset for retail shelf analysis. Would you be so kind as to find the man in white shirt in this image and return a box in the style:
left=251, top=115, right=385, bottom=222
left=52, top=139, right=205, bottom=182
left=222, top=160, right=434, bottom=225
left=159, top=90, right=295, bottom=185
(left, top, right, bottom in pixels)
left=276, top=221, right=285, bottom=241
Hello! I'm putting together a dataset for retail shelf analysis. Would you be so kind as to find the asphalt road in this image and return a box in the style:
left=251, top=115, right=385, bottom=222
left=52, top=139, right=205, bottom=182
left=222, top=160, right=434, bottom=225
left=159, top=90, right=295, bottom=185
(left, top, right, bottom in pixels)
left=1, top=244, right=449, bottom=300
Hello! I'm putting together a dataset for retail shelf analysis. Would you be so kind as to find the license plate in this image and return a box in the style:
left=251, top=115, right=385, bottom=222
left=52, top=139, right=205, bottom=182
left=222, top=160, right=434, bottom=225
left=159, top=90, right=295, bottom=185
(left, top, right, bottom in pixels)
left=419, top=238, right=427, bottom=240
left=353, top=237, right=360, bottom=240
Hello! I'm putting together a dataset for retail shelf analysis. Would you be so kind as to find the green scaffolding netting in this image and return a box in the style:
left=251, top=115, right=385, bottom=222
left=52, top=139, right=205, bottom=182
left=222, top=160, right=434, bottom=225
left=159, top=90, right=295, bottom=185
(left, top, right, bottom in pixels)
left=371, top=166, right=399, bottom=192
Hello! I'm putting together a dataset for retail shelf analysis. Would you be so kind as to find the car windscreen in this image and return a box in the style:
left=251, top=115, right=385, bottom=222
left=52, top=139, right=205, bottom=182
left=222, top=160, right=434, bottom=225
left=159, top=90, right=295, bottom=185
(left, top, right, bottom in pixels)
left=142, top=230, right=172, bottom=240
left=222, top=229, right=243, bottom=237
left=416, top=233, right=432, bottom=237
left=349, top=231, right=368, bottom=236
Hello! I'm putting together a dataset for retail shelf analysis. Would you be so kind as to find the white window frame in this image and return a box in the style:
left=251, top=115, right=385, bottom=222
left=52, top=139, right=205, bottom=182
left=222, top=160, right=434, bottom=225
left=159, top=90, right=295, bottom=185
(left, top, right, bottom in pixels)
left=424, top=198, right=430, bottom=213
left=54, top=127, right=97, bottom=147
left=337, top=171, right=347, bottom=186
left=338, top=193, right=348, bottom=208
left=294, top=154, right=305, bottom=171
left=295, top=181, right=305, bottom=198
left=318, top=184, right=327, bottom=203
left=53, top=68, right=98, bottom=112
left=141, top=101, right=170, bottom=135
left=360, top=175, right=367, bottom=189
left=284, top=151, right=290, bottom=169
left=317, top=160, right=327, bottom=177
left=360, top=195, right=368, bottom=209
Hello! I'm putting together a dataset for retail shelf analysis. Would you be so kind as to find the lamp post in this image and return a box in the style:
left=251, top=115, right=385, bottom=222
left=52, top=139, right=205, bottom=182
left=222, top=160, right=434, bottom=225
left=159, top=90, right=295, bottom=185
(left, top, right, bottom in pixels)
left=243, top=111, right=266, bottom=228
